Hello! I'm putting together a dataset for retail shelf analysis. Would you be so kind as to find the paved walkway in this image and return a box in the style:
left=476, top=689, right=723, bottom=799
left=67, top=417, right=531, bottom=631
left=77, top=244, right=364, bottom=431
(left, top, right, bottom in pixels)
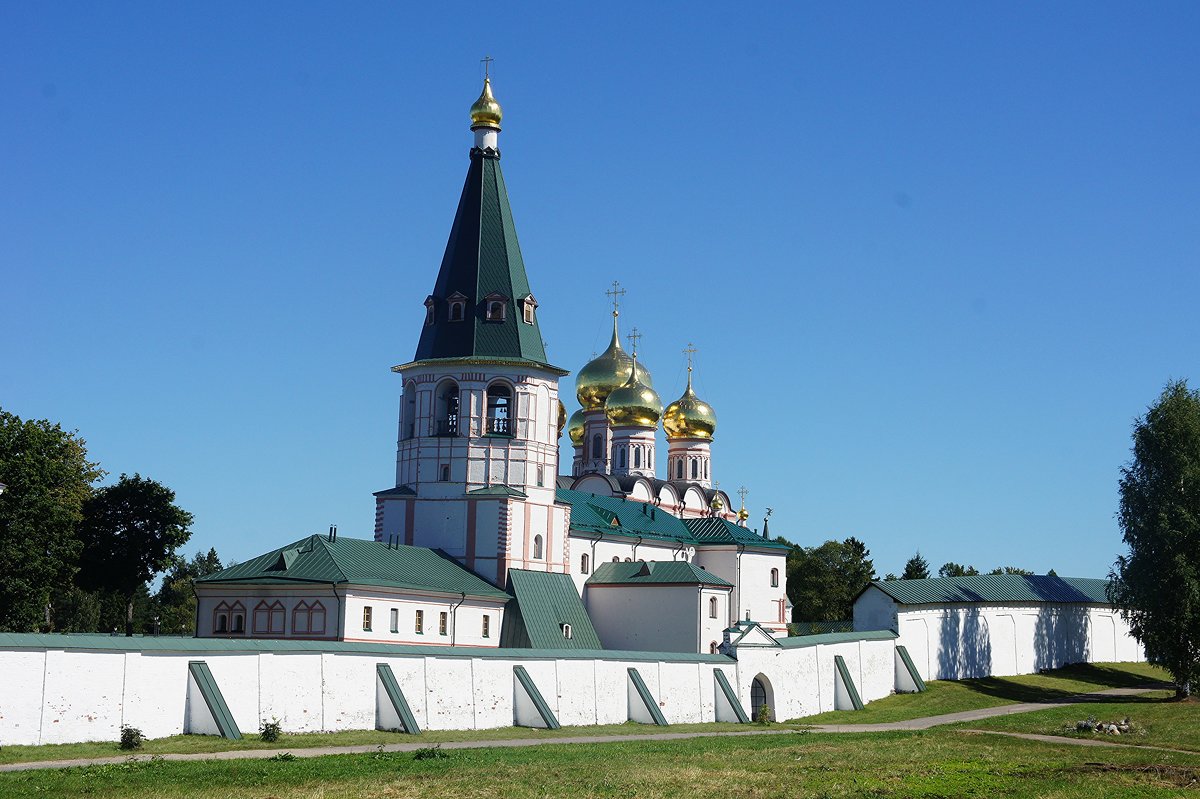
left=0, top=685, right=1177, bottom=773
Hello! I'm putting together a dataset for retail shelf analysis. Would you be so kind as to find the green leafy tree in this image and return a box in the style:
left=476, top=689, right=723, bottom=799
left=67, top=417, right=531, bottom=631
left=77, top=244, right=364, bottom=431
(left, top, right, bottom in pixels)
left=938, top=562, right=980, bottom=578
left=787, top=537, right=875, bottom=622
left=1110, top=379, right=1200, bottom=698
left=988, top=566, right=1033, bottom=575
left=154, top=548, right=223, bottom=635
left=901, top=551, right=931, bottom=580
left=76, top=474, right=194, bottom=636
left=0, top=410, right=104, bottom=631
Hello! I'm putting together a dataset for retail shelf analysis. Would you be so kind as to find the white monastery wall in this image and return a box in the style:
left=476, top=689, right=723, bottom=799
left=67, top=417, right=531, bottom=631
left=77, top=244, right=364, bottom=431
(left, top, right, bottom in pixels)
left=586, top=585, right=704, bottom=652
left=859, top=598, right=1147, bottom=681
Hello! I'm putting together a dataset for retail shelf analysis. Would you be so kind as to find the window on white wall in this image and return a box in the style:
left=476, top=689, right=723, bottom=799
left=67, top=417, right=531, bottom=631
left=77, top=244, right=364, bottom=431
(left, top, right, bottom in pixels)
left=482, top=615, right=491, bottom=638
left=390, top=608, right=399, bottom=633
left=439, top=612, right=448, bottom=635
left=254, top=601, right=285, bottom=635
left=709, top=596, right=718, bottom=619
left=533, top=534, right=544, bottom=559
left=581, top=553, right=590, bottom=574
left=362, top=606, right=373, bottom=632
left=770, top=568, right=780, bottom=588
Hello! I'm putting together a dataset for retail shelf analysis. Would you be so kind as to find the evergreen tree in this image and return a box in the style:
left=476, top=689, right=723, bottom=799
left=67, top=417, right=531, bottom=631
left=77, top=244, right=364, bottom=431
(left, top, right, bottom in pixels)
left=1110, top=379, right=1200, bottom=698
left=787, top=537, right=875, bottom=622
left=901, top=551, right=931, bottom=580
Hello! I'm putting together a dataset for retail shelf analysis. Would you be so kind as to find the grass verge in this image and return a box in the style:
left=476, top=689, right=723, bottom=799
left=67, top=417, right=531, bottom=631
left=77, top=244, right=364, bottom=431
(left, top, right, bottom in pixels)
left=800, top=661, right=1171, bottom=725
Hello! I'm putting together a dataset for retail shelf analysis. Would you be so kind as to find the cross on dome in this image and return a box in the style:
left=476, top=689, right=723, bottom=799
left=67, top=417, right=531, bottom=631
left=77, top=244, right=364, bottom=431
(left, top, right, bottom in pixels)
left=605, top=281, right=626, bottom=317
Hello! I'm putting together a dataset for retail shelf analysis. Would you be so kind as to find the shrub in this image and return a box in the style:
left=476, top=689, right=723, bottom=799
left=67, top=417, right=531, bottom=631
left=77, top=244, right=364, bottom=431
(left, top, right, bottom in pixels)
left=413, top=744, right=449, bottom=760
left=755, top=704, right=772, bottom=725
left=268, top=752, right=296, bottom=762
left=119, top=725, right=145, bottom=750
left=260, top=718, right=282, bottom=743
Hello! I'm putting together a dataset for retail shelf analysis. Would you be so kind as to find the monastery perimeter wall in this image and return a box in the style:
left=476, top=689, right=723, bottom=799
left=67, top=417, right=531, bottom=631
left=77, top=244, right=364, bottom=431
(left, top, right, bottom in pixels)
left=0, top=632, right=898, bottom=746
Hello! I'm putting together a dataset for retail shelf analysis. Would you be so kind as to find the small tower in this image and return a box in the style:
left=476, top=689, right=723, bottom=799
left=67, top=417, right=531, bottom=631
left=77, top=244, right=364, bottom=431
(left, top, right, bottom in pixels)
left=605, top=346, right=662, bottom=479
left=663, top=346, right=717, bottom=487
left=573, top=284, right=651, bottom=475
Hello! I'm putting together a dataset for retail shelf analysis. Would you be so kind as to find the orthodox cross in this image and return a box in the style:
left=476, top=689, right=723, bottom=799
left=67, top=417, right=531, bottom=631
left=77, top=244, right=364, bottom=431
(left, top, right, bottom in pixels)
left=605, top=280, right=626, bottom=316
left=481, top=55, right=494, bottom=79
left=683, top=342, right=697, bottom=373
left=626, top=327, right=642, bottom=356
left=738, top=486, right=749, bottom=507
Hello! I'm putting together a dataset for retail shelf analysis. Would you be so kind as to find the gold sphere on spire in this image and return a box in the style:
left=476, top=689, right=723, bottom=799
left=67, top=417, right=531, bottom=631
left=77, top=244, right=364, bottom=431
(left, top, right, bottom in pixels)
left=567, top=408, right=586, bottom=447
left=663, top=371, right=717, bottom=441
left=470, top=77, right=503, bottom=128
left=576, top=315, right=653, bottom=410
left=604, top=358, right=663, bottom=428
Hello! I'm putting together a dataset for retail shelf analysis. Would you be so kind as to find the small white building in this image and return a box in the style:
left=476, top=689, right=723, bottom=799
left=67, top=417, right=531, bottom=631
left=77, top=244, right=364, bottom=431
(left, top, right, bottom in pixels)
left=853, top=574, right=1145, bottom=681
left=195, top=534, right=511, bottom=647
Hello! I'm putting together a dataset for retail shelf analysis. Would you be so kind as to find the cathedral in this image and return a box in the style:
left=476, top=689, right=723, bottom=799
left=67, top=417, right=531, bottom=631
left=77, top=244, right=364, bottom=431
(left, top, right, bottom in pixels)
left=196, top=77, right=791, bottom=654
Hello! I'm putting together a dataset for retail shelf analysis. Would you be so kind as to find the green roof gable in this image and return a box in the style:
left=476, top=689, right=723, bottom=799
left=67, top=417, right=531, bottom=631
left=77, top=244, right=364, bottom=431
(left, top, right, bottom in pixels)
left=196, top=535, right=508, bottom=599
left=862, top=575, right=1113, bottom=606
left=681, top=517, right=793, bottom=550
left=587, top=560, right=732, bottom=587
left=500, top=569, right=602, bottom=650
left=410, top=148, right=558, bottom=369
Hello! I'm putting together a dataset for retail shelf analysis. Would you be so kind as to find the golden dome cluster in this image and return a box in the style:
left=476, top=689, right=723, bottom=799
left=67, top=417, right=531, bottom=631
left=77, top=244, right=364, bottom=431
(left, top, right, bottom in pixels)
left=662, top=370, right=717, bottom=441
left=567, top=408, right=586, bottom=446
left=470, top=77, right=503, bottom=128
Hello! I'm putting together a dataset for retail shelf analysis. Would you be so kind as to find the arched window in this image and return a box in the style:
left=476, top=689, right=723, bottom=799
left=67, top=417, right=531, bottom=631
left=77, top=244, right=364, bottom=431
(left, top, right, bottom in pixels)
left=533, top=534, right=544, bottom=559
left=675, top=460, right=683, bottom=479
left=232, top=604, right=245, bottom=633
left=486, top=383, right=512, bottom=435
left=437, top=382, right=460, bottom=436
left=709, top=641, right=718, bottom=654
left=561, top=623, right=573, bottom=639
left=581, top=553, right=590, bottom=574
left=618, top=447, right=627, bottom=468
left=770, top=568, right=779, bottom=588
left=592, top=434, right=603, bottom=461
left=612, top=556, right=620, bottom=562
left=709, top=596, right=718, bottom=619
left=522, top=296, right=537, bottom=324
left=705, top=461, right=709, bottom=479
left=440, top=464, right=450, bottom=482
left=449, top=302, right=464, bottom=321
left=634, top=448, right=642, bottom=468
left=403, top=383, right=417, bottom=440
left=214, top=602, right=230, bottom=633
left=485, top=300, right=506, bottom=321
left=691, top=459, right=698, bottom=479
left=751, top=676, right=773, bottom=722
left=624, top=557, right=632, bottom=562
left=423, top=298, right=435, bottom=326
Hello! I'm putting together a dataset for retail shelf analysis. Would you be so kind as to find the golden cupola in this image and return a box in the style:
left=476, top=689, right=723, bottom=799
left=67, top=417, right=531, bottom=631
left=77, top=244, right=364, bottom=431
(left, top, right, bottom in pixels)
left=576, top=313, right=653, bottom=411
left=470, top=77, right=503, bottom=129
left=556, top=399, right=568, bottom=438
left=604, top=354, right=663, bottom=428
left=663, top=368, right=717, bottom=441
left=567, top=408, right=586, bottom=447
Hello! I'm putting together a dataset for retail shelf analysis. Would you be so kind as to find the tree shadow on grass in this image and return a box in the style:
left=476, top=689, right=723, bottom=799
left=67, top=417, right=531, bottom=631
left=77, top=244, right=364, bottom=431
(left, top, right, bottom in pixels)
left=959, top=663, right=1174, bottom=705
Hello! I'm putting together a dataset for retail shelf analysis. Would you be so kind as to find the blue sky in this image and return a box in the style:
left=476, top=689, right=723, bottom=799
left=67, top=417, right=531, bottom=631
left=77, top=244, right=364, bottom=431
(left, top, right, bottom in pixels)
left=3, top=3, right=1197, bottom=578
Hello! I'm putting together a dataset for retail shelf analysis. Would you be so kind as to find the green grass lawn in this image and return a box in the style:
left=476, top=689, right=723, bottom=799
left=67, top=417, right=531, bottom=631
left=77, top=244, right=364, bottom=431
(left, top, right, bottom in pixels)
left=960, top=692, right=1200, bottom=752
left=3, top=729, right=1199, bottom=798
left=801, top=661, right=1172, bottom=725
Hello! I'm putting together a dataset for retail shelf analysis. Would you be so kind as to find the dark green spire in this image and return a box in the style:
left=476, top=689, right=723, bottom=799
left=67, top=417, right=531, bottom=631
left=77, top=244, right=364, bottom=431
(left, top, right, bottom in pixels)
left=413, top=148, right=553, bottom=367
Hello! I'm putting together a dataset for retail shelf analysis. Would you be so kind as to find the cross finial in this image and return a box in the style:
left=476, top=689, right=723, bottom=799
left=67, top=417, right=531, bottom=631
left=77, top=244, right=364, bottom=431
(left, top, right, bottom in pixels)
left=738, top=486, right=749, bottom=506
left=481, top=55, right=494, bottom=79
left=604, top=280, right=626, bottom=317
left=683, top=342, right=697, bottom=373
left=626, top=326, right=642, bottom=356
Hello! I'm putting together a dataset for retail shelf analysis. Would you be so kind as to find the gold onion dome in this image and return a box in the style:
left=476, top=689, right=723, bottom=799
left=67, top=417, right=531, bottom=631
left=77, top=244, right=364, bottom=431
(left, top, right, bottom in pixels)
left=470, top=77, right=503, bottom=128
left=737, top=506, right=750, bottom=522
left=604, top=357, right=663, bottom=428
left=567, top=408, right=586, bottom=447
left=576, top=315, right=653, bottom=410
left=663, top=370, right=717, bottom=441
left=556, top=399, right=568, bottom=438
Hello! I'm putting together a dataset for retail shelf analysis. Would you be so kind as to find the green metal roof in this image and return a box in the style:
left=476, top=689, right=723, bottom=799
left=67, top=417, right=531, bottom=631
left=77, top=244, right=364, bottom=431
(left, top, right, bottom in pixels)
left=0, top=633, right=731, bottom=663
left=862, top=575, right=1113, bottom=606
left=557, top=489, right=699, bottom=545
left=410, top=147, right=558, bottom=369
left=586, top=560, right=733, bottom=587
left=500, top=569, right=603, bottom=650
left=775, top=630, right=898, bottom=649
left=682, top=517, right=793, bottom=550
left=195, top=535, right=509, bottom=599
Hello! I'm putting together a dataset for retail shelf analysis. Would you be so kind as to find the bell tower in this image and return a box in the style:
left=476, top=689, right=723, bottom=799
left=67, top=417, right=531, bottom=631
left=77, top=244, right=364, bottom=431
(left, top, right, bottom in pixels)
left=375, top=73, right=571, bottom=587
